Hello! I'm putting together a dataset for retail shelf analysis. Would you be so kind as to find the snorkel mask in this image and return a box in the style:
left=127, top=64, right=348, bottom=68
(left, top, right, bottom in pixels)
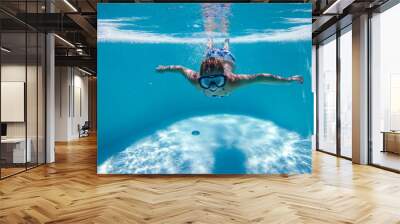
left=198, top=74, right=227, bottom=92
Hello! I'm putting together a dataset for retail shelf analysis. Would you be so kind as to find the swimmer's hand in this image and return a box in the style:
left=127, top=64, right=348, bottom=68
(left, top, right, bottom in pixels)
left=290, top=75, right=304, bottom=84
left=156, top=65, right=170, bottom=72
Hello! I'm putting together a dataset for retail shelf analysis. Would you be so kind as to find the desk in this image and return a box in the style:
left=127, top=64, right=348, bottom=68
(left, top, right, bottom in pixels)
left=382, top=131, right=400, bottom=154
left=1, top=138, right=31, bottom=163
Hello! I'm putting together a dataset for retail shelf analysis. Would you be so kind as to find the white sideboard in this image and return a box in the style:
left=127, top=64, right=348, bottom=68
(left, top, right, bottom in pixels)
left=1, top=138, right=32, bottom=163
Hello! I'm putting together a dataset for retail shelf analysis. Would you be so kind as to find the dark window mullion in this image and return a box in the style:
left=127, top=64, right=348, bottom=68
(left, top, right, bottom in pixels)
left=336, top=27, right=341, bottom=157
left=367, top=11, right=373, bottom=165
left=36, top=0, right=39, bottom=167
left=25, top=0, right=28, bottom=171
left=0, top=21, right=2, bottom=179
left=316, top=45, right=320, bottom=151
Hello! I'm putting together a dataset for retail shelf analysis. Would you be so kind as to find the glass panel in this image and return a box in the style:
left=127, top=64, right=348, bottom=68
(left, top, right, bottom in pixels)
left=27, top=31, right=38, bottom=169
left=371, top=4, right=400, bottom=171
left=312, top=45, right=317, bottom=151
left=26, top=0, right=39, bottom=169
left=340, top=28, right=352, bottom=158
left=0, top=1, right=46, bottom=178
left=1, top=30, right=27, bottom=177
left=38, top=32, right=45, bottom=165
left=318, top=36, right=337, bottom=154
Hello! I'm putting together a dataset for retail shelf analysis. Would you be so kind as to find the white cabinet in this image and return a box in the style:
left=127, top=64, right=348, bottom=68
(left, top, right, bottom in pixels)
left=1, top=138, right=32, bottom=163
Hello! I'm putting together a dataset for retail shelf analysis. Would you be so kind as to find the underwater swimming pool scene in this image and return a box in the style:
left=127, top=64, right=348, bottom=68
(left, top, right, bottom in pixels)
left=97, top=3, right=313, bottom=174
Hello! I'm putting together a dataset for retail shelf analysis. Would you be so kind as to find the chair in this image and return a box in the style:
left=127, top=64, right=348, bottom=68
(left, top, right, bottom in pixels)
left=78, top=121, right=90, bottom=138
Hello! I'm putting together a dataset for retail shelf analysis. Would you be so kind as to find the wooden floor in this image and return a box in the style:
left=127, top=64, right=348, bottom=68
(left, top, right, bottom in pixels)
left=1, top=167, right=26, bottom=178
left=1, top=135, right=400, bottom=224
left=372, top=150, right=400, bottom=171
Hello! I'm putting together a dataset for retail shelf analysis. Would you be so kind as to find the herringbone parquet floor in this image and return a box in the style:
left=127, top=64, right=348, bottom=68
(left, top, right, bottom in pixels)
left=1, top=135, right=400, bottom=224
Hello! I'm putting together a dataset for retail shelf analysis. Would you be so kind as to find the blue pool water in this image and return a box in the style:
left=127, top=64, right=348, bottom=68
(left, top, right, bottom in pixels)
left=213, top=147, right=247, bottom=174
left=97, top=3, right=313, bottom=174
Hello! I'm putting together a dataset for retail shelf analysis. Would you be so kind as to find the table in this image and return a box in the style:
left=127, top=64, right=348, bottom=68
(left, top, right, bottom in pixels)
left=381, top=131, right=400, bottom=154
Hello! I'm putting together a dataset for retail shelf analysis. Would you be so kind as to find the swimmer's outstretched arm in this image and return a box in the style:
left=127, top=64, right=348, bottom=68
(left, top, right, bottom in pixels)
left=156, top=65, right=199, bottom=82
left=230, top=73, right=303, bottom=88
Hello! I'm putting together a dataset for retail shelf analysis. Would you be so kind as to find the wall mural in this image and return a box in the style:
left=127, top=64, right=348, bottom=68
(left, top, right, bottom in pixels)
left=97, top=3, right=313, bottom=174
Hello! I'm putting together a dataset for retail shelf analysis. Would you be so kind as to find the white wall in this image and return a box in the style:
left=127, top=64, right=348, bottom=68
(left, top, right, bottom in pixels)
left=1, top=65, right=39, bottom=138
left=55, top=67, right=70, bottom=141
left=72, top=73, right=89, bottom=138
left=55, top=67, right=89, bottom=141
left=1, top=65, right=27, bottom=141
